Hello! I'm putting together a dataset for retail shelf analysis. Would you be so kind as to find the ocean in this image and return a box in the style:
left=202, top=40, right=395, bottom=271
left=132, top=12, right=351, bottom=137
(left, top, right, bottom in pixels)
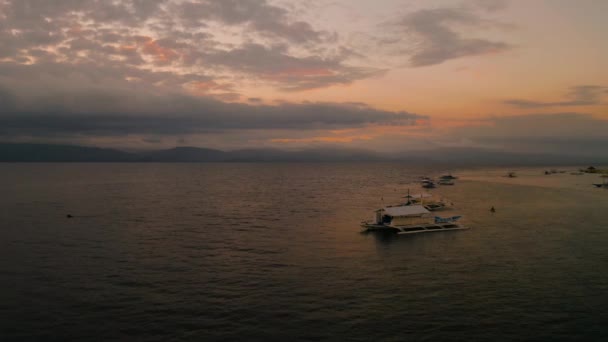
left=1, top=163, right=607, bottom=341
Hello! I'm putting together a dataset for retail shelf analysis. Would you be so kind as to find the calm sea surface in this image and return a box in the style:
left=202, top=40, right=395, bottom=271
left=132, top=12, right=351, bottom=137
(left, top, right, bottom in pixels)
left=1, top=163, right=607, bottom=341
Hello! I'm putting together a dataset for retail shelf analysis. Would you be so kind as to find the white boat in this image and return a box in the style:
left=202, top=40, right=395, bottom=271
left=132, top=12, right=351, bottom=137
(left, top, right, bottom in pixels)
left=593, top=175, right=608, bottom=188
left=421, top=180, right=436, bottom=188
left=361, top=205, right=468, bottom=235
left=438, top=179, right=455, bottom=185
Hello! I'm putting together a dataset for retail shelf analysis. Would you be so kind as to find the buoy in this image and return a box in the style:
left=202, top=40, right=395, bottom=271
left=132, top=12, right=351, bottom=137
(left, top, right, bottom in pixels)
left=490, top=206, right=496, bottom=213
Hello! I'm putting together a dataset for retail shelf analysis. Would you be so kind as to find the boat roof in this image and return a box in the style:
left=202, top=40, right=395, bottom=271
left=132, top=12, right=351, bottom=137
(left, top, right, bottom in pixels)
left=383, top=205, right=430, bottom=217
left=403, top=193, right=432, bottom=199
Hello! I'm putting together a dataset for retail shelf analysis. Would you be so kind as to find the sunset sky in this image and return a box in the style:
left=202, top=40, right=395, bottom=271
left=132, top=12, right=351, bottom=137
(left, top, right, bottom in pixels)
left=1, top=0, right=607, bottom=156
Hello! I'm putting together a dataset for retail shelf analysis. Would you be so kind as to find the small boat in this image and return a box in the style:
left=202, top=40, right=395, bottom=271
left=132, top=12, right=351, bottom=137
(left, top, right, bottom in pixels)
left=361, top=205, right=468, bottom=235
left=505, top=171, right=517, bottom=178
left=582, top=166, right=599, bottom=174
left=439, top=174, right=458, bottom=180
left=593, top=175, right=608, bottom=188
left=438, top=179, right=454, bottom=185
left=421, top=180, right=436, bottom=188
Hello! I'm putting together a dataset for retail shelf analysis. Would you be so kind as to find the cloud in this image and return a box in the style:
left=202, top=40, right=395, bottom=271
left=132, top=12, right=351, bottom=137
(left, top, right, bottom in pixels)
left=0, top=68, right=423, bottom=140
left=0, top=0, right=374, bottom=92
left=504, top=85, right=607, bottom=108
left=198, top=43, right=385, bottom=91
left=391, top=7, right=511, bottom=67
left=470, top=0, right=509, bottom=12
left=451, top=113, right=608, bottom=157
left=177, top=0, right=326, bottom=43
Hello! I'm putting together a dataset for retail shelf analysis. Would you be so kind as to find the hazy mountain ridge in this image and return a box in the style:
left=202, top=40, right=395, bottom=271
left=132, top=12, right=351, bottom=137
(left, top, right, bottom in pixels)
left=0, top=142, right=606, bottom=165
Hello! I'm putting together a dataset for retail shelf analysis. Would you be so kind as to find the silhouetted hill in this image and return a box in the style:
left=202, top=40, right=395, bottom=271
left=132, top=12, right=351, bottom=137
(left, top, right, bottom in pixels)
left=400, top=147, right=608, bottom=166
left=0, top=143, right=134, bottom=162
left=227, top=147, right=384, bottom=162
left=1, top=143, right=606, bottom=165
left=138, top=147, right=228, bottom=162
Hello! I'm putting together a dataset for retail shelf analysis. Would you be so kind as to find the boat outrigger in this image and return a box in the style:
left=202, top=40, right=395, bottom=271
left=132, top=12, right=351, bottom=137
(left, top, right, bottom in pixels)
left=361, top=205, right=468, bottom=235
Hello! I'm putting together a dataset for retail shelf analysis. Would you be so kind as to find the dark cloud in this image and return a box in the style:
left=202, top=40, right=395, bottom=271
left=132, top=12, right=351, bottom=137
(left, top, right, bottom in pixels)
left=389, top=7, right=511, bottom=67
left=453, top=113, right=608, bottom=157
left=0, top=74, right=423, bottom=139
left=199, top=43, right=384, bottom=91
left=504, top=85, right=607, bottom=108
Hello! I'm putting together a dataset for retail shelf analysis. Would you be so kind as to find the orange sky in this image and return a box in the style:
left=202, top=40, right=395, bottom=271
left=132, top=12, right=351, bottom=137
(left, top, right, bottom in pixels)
left=0, top=0, right=607, bottom=153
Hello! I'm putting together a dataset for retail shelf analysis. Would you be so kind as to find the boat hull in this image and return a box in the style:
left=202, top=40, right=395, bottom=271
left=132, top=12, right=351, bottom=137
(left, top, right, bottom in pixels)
left=361, top=222, right=468, bottom=234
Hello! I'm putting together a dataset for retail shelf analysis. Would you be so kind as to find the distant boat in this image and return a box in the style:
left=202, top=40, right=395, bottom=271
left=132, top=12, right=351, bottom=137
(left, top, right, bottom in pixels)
left=582, top=166, right=602, bottom=174
left=439, top=174, right=458, bottom=180
left=421, top=180, right=436, bottom=188
left=593, top=175, right=608, bottom=188
left=360, top=205, right=467, bottom=235
left=505, top=171, right=517, bottom=178
left=438, top=179, right=455, bottom=185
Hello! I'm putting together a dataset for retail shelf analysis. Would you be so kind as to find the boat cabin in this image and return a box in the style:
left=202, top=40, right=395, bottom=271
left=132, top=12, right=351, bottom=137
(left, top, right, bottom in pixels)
left=375, top=205, right=431, bottom=226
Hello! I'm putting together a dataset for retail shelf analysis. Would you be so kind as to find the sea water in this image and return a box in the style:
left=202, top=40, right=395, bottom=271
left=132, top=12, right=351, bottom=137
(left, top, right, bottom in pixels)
left=1, top=163, right=607, bottom=341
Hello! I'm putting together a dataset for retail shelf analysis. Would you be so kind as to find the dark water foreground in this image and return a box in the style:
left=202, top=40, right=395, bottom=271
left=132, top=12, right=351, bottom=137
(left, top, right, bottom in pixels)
left=1, top=163, right=607, bottom=341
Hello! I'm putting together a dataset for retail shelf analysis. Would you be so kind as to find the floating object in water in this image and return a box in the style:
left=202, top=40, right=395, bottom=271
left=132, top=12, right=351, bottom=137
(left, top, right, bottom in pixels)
left=438, top=179, right=455, bottom=185
left=361, top=205, right=468, bottom=234
left=66, top=214, right=73, bottom=218
left=490, top=206, right=496, bottom=213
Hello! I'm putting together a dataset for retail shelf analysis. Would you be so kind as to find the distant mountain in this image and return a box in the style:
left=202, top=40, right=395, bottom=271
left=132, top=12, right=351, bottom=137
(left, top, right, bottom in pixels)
left=0, top=143, right=134, bottom=162
left=400, top=147, right=608, bottom=166
left=138, top=147, right=228, bottom=162
left=0, top=142, right=606, bottom=165
left=226, top=147, right=384, bottom=162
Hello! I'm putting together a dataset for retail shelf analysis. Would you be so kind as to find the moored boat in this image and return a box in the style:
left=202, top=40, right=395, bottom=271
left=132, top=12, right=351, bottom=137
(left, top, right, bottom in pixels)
left=421, top=180, right=436, bottom=188
left=438, top=179, right=455, bottom=185
left=361, top=205, right=468, bottom=235
left=593, top=175, right=608, bottom=188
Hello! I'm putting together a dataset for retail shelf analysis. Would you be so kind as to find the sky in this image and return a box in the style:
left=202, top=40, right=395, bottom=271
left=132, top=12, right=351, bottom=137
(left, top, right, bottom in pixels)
left=0, top=0, right=607, bottom=156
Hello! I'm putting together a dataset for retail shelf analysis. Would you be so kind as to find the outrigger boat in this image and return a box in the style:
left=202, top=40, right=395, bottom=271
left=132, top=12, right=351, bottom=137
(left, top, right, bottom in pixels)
left=438, top=179, right=455, bottom=185
left=361, top=205, right=468, bottom=235
left=593, top=175, right=608, bottom=188
left=421, top=180, right=436, bottom=188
